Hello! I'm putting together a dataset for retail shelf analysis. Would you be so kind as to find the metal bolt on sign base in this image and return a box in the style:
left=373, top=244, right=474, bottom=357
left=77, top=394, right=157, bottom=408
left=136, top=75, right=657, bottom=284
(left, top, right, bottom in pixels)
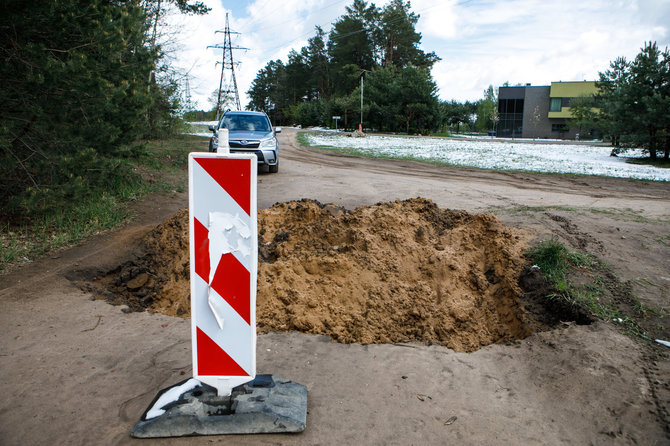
left=131, top=145, right=307, bottom=438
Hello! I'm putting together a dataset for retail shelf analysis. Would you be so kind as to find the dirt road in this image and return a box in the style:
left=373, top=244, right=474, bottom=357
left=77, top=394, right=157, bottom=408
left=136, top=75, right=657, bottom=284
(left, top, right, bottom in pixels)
left=1, top=128, right=668, bottom=445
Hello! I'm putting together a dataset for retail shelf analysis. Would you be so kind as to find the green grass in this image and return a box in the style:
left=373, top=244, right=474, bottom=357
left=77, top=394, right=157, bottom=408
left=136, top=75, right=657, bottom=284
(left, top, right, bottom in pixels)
left=1, top=193, right=130, bottom=267
left=626, top=158, right=670, bottom=168
left=0, top=134, right=206, bottom=272
left=657, top=234, right=670, bottom=246
left=528, top=238, right=596, bottom=284
left=528, top=238, right=658, bottom=340
left=1, top=230, right=26, bottom=265
left=493, top=204, right=667, bottom=225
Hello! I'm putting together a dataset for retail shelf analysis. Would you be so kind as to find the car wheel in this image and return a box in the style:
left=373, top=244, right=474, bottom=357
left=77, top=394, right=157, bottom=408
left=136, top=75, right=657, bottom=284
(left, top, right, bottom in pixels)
left=269, top=162, right=278, bottom=173
left=208, top=138, right=216, bottom=152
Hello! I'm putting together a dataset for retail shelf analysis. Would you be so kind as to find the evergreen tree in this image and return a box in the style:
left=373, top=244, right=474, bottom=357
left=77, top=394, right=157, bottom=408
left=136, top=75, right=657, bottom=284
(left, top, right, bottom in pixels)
left=598, top=42, right=670, bottom=159
left=306, top=27, right=331, bottom=100
left=247, top=60, right=289, bottom=124
left=328, top=0, right=378, bottom=95
left=286, top=50, right=311, bottom=104
left=568, top=96, right=599, bottom=139
left=0, top=0, right=208, bottom=216
left=329, top=0, right=377, bottom=69
left=362, top=66, right=439, bottom=133
left=246, top=0, right=441, bottom=132
left=377, top=0, right=439, bottom=68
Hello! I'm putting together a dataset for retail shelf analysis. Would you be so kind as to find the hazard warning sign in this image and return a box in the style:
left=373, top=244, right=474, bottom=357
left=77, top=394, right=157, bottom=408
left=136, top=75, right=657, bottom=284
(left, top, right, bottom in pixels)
left=188, top=152, right=257, bottom=396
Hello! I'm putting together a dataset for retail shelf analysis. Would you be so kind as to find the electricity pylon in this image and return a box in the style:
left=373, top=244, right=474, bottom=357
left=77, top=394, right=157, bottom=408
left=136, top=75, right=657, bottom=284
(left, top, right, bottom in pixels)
left=208, top=13, right=247, bottom=119
left=182, top=75, right=194, bottom=111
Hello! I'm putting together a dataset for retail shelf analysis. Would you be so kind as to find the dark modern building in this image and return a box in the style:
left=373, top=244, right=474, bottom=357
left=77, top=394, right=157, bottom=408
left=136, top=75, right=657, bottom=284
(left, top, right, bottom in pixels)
left=497, top=81, right=598, bottom=139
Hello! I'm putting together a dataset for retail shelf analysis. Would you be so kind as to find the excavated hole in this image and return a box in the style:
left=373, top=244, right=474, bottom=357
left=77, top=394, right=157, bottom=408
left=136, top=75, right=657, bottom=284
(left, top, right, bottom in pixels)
left=82, top=198, right=585, bottom=353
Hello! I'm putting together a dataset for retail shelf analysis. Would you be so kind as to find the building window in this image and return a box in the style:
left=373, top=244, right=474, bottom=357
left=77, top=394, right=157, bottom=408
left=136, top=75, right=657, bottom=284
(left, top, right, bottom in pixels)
left=551, top=123, right=567, bottom=132
left=497, top=98, right=524, bottom=137
left=549, top=98, right=562, bottom=112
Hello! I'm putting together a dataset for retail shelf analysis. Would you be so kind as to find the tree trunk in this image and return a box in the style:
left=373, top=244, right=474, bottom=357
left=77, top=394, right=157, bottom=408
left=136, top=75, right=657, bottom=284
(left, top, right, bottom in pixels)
left=405, top=110, right=414, bottom=134
left=649, top=125, right=657, bottom=160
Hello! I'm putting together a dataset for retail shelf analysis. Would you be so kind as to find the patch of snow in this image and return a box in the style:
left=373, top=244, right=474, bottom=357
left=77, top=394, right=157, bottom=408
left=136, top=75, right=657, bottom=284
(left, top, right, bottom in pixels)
left=187, top=121, right=219, bottom=126
left=145, top=378, right=201, bottom=420
left=308, top=126, right=339, bottom=132
left=185, top=132, right=213, bottom=138
left=306, top=134, right=669, bottom=182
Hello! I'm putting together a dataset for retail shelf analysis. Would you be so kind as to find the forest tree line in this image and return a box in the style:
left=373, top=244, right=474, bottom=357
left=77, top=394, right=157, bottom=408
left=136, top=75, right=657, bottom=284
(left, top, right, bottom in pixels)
left=0, top=0, right=207, bottom=217
left=572, top=42, right=670, bottom=160
left=245, top=0, right=452, bottom=134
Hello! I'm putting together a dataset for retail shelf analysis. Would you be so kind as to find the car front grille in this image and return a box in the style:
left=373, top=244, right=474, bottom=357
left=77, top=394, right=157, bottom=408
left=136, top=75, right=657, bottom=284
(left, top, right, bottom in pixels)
left=229, top=140, right=260, bottom=149
left=230, top=148, right=265, bottom=162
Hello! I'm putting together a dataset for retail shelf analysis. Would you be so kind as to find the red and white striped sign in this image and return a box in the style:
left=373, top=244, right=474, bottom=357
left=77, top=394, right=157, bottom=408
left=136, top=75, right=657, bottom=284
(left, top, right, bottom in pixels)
left=188, top=152, right=257, bottom=396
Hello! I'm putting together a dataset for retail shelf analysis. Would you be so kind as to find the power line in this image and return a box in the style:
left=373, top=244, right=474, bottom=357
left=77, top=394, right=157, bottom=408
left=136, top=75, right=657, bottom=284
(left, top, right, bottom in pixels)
left=242, top=0, right=347, bottom=36
left=256, top=0, right=474, bottom=54
left=208, top=12, right=248, bottom=116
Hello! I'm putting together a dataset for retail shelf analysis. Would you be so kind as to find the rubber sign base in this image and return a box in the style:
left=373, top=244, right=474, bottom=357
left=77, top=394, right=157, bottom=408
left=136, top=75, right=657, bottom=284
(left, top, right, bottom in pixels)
left=130, top=375, right=307, bottom=438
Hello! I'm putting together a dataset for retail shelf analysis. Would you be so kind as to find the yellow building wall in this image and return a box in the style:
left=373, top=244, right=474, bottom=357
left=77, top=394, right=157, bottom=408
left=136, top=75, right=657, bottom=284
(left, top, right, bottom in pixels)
left=549, top=81, right=598, bottom=98
left=548, top=81, right=598, bottom=118
left=548, top=109, right=573, bottom=118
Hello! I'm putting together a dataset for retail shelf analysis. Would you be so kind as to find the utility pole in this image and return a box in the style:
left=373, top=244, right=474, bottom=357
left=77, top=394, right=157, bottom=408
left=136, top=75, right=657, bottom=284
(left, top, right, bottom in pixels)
left=208, top=13, right=247, bottom=120
left=360, top=75, right=363, bottom=131
left=183, top=75, right=193, bottom=111
left=359, top=69, right=370, bottom=132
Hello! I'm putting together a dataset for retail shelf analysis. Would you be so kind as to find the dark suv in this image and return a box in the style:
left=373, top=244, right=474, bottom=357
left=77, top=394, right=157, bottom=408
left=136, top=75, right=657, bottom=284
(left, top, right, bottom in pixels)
left=208, top=111, right=280, bottom=173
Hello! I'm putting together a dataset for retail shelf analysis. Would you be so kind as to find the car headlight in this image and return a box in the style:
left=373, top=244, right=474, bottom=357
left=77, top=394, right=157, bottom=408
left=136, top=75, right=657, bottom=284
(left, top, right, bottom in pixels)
left=259, top=137, right=277, bottom=149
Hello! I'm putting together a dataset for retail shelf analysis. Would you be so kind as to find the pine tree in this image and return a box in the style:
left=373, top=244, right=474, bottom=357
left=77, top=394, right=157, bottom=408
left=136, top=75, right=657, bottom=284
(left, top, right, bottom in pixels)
left=377, top=0, right=439, bottom=69
left=597, top=42, right=670, bottom=159
left=246, top=0, right=441, bottom=132
left=0, top=0, right=209, bottom=216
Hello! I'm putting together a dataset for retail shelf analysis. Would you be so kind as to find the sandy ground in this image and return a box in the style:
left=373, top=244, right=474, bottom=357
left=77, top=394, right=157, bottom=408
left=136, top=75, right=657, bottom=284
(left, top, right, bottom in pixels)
left=1, top=128, right=669, bottom=445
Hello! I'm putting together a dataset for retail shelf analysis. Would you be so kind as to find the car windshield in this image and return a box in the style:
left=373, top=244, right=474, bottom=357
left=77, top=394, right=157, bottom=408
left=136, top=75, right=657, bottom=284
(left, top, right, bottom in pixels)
left=221, top=114, right=271, bottom=132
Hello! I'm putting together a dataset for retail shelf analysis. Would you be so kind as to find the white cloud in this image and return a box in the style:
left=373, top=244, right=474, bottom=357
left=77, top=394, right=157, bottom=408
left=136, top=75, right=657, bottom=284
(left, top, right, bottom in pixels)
left=420, top=0, right=670, bottom=101
left=170, top=0, right=670, bottom=109
left=411, top=0, right=458, bottom=40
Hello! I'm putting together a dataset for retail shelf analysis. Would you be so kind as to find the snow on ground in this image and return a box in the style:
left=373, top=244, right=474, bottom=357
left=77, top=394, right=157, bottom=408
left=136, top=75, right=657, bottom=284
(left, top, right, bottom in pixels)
left=185, top=121, right=217, bottom=138
left=450, top=133, right=603, bottom=143
left=187, top=121, right=219, bottom=126
left=306, top=133, right=669, bottom=182
left=186, top=132, right=214, bottom=137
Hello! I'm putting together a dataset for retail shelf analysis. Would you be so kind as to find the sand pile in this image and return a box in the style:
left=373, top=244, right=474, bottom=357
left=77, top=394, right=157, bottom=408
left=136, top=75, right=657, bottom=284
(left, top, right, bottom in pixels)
left=94, top=208, right=191, bottom=316
left=93, top=198, right=534, bottom=352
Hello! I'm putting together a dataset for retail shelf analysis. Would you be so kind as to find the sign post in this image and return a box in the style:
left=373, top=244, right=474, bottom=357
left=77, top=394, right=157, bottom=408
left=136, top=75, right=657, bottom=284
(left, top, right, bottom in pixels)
left=131, top=145, right=307, bottom=438
left=332, top=116, right=341, bottom=131
left=188, top=151, right=257, bottom=396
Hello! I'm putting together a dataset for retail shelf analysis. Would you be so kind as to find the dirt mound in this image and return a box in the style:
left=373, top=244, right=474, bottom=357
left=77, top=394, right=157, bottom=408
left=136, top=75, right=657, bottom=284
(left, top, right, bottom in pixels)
left=91, top=198, right=535, bottom=352
left=91, top=208, right=191, bottom=316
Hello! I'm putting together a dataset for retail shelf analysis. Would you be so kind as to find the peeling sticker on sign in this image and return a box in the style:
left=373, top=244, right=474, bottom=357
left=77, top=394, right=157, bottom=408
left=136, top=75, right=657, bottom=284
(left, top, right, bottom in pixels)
left=207, top=211, right=252, bottom=330
left=208, top=211, right=251, bottom=283
left=208, top=292, right=227, bottom=330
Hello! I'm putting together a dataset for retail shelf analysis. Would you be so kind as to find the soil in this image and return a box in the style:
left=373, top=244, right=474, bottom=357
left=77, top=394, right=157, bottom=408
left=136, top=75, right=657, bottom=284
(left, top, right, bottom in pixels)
left=1, top=128, right=669, bottom=445
left=86, top=198, right=533, bottom=352
left=85, top=208, right=192, bottom=317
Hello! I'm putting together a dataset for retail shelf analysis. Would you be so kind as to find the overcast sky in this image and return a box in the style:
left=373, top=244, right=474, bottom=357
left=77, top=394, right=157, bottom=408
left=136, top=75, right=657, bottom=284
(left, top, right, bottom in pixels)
left=168, top=0, right=670, bottom=110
